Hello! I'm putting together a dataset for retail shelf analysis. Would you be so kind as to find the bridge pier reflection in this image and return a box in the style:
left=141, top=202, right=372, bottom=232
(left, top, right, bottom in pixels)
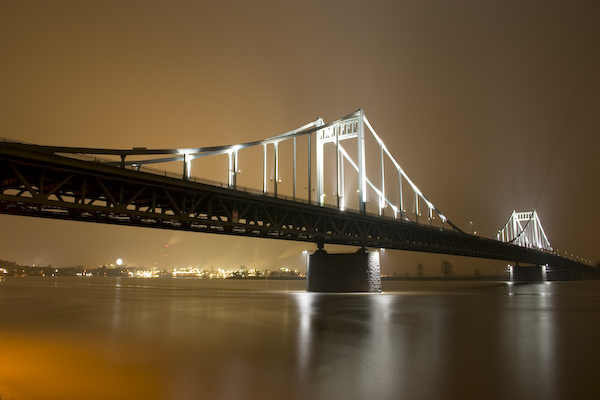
left=306, top=248, right=381, bottom=293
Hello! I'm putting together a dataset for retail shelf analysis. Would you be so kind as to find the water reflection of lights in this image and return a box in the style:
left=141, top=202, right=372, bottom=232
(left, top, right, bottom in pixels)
left=292, top=292, right=416, bottom=398
left=502, top=282, right=557, bottom=397
left=506, top=281, right=553, bottom=297
left=293, top=292, right=316, bottom=376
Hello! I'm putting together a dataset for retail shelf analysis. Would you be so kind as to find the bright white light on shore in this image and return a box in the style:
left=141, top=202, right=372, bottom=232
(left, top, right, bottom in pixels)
left=116, top=258, right=123, bottom=266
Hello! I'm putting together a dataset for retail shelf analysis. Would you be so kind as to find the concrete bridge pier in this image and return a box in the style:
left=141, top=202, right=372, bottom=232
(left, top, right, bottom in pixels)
left=306, top=247, right=382, bottom=293
left=510, top=264, right=547, bottom=282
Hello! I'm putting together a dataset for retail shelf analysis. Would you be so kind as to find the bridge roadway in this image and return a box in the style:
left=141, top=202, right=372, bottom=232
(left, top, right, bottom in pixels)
left=0, top=140, right=588, bottom=271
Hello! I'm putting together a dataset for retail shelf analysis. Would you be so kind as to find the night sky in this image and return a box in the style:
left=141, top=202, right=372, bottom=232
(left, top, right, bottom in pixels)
left=1, top=1, right=599, bottom=274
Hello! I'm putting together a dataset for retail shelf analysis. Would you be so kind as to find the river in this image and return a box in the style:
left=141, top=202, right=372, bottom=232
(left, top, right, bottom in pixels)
left=1, top=277, right=599, bottom=400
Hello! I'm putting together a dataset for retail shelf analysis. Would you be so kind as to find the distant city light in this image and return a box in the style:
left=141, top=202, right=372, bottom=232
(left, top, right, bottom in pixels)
left=116, top=258, right=123, bottom=266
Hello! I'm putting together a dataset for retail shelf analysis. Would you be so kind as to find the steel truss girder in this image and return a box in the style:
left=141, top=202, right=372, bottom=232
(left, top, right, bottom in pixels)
left=0, top=143, right=586, bottom=270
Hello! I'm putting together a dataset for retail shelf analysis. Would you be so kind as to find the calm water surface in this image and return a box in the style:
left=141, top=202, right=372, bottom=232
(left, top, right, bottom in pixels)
left=1, top=277, right=600, bottom=400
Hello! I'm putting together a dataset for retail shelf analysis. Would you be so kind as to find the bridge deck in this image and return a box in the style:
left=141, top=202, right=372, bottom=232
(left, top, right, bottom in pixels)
left=0, top=140, right=588, bottom=271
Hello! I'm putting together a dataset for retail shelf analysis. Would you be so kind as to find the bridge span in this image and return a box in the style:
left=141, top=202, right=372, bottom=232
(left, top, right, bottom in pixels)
left=0, top=117, right=587, bottom=274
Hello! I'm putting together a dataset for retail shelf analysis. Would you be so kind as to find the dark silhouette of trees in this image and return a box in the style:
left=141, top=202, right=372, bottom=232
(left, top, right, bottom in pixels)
left=416, top=263, right=425, bottom=277
left=440, top=260, right=453, bottom=278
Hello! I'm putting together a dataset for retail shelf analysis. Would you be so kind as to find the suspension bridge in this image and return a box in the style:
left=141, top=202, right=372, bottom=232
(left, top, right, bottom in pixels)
left=0, top=110, right=592, bottom=277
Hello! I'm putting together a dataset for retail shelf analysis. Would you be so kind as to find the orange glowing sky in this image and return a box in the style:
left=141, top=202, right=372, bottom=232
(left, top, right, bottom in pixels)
left=1, top=1, right=599, bottom=273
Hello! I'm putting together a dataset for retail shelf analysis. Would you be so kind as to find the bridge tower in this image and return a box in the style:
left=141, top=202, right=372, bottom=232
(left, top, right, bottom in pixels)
left=497, top=210, right=554, bottom=281
left=496, top=210, right=552, bottom=251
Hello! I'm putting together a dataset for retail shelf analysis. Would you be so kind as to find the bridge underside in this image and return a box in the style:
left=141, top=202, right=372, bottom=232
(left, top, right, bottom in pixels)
left=0, top=142, right=587, bottom=270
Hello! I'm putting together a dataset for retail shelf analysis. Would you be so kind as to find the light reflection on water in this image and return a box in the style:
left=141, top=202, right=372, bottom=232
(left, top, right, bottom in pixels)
left=1, top=278, right=600, bottom=400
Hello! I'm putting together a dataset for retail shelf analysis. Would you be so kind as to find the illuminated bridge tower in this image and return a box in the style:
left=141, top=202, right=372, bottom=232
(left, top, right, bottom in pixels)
left=307, top=110, right=449, bottom=292
left=496, top=210, right=552, bottom=251
left=496, top=210, right=556, bottom=281
left=307, top=110, right=456, bottom=292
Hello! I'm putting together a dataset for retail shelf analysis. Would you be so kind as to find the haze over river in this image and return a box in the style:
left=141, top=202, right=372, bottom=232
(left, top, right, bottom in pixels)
left=1, top=277, right=600, bottom=400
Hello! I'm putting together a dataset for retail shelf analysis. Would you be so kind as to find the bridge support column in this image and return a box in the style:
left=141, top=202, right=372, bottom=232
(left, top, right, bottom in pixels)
left=510, top=264, right=547, bottom=282
left=306, top=248, right=381, bottom=293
